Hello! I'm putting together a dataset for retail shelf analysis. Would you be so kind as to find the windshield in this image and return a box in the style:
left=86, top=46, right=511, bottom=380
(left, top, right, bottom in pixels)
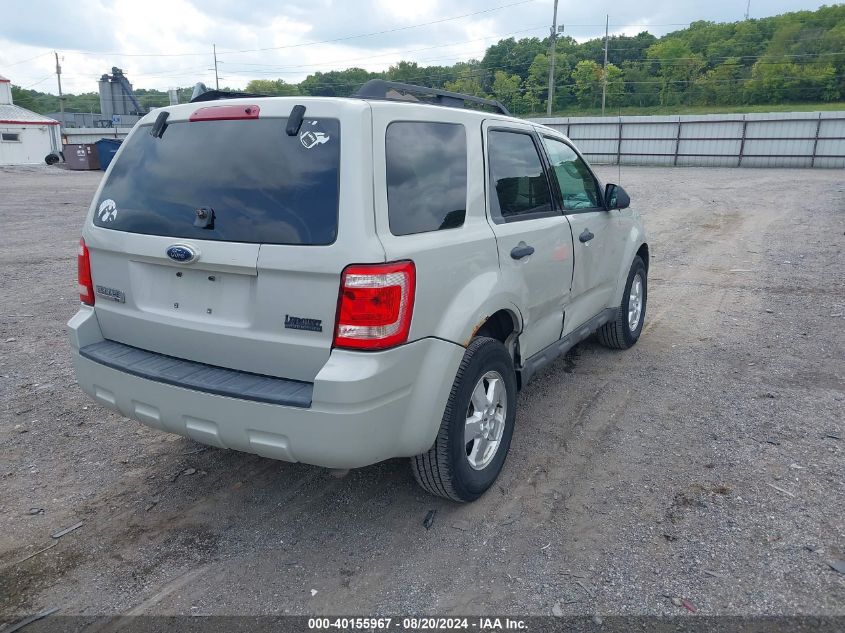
left=94, top=117, right=340, bottom=245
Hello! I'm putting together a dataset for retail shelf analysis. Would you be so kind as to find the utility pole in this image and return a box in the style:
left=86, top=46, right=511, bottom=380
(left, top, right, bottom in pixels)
left=546, top=0, right=559, bottom=116
left=601, top=14, right=609, bottom=116
left=744, top=0, right=751, bottom=20
left=54, top=51, right=65, bottom=128
left=213, top=44, right=220, bottom=90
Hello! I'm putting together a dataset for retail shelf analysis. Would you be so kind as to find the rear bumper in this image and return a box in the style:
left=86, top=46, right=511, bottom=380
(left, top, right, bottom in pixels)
left=68, top=306, right=465, bottom=469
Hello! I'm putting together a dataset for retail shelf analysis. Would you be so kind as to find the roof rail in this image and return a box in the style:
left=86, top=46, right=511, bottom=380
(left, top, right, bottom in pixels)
left=353, top=80, right=511, bottom=116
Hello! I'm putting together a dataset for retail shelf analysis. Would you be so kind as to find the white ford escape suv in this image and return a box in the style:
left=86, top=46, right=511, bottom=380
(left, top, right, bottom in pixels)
left=69, top=80, right=648, bottom=502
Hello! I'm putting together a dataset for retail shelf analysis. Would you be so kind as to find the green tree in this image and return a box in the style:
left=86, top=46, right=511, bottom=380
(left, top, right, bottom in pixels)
left=695, top=59, right=746, bottom=105
left=11, top=86, right=41, bottom=111
left=524, top=52, right=573, bottom=113
left=385, top=61, right=421, bottom=84
left=646, top=39, right=706, bottom=106
left=244, top=79, right=300, bottom=96
left=571, top=60, right=602, bottom=108
left=603, top=64, right=625, bottom=108
left=490, top=70, right=525, bottom=114
left=621, top=62, right=660, bottom=107
left=481, top=37, right=546, bottom=91
left=299, top=68, right=379, bottom=96
left=443, top=76, right=487, bottom=98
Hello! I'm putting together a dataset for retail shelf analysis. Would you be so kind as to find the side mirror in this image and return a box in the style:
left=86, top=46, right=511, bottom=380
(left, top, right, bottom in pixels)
left=605, top=183, right=630, bottom=210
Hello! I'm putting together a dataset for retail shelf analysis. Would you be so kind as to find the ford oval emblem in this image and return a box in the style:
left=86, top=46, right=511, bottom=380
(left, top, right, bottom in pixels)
left=166, top=244, right=199, bottom=264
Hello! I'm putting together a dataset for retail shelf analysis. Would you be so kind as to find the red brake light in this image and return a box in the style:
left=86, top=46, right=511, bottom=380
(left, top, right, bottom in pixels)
left=78, top=238, right=94, bottom=306
left=189, top=104, right=260, bottom=122
left=334, top=261, right=415, bottom=350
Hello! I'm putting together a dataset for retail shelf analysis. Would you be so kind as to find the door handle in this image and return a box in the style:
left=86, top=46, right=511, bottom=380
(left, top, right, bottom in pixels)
left=510, top=244, right=535, bottom=260
left=579, top=229, right=595, bottom=243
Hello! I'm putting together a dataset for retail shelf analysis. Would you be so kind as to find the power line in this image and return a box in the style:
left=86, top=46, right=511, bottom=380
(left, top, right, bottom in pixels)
left=22, top=74, right=55, bottom=89
left=0, top=51, right=53, bottom=70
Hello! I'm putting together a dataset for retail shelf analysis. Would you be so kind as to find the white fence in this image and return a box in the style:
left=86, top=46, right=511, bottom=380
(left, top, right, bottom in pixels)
left=62, top=127, right=129, bottom=145
left=530, top=111, right=845, bottom=168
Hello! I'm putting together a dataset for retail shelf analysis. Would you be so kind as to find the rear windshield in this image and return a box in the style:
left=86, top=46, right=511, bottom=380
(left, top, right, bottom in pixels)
left=94, top=117, right=340, bottom=245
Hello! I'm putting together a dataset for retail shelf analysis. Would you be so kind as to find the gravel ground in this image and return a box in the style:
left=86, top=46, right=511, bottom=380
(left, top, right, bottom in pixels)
left=0, top=164, right=843, bottom=620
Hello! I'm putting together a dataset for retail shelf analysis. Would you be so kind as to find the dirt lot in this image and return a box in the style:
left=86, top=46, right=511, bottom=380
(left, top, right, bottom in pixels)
left=0, top=164, right=843, bottom=621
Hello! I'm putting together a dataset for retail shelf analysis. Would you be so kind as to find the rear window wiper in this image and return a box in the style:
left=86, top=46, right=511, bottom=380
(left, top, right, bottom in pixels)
left=286, top=105, right=306, bottom=136
left=150, top=111, right=169, bottom=139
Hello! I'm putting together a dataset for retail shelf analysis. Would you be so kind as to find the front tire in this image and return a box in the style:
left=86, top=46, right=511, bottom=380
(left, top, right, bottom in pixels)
left=411, top=337, right=517, bottom=502
left=597, top=255, right=647, bottom=350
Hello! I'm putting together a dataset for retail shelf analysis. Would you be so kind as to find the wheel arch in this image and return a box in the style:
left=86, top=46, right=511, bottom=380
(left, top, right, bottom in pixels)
left=610, top=228, right=649, bottom=307
left=637, top=242, right=650, bottom=272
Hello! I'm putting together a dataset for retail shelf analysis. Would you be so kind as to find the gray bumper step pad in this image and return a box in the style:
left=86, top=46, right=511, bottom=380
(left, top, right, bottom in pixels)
left=79, top=340, right=313, bottom=408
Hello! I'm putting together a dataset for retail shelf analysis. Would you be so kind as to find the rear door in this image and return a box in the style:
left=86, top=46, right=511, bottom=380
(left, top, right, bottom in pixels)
left=85, top=99, right=381, bottom=383
left=482, top=121, right=574, bottom=360
left=538, top=134, right=620, bottom=333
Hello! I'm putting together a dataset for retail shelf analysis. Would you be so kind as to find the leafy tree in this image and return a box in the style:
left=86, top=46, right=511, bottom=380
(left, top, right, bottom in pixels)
left=386, top=61, right=422, bottom=84
left=481, top=37, right=546, bottom=91
left=646, top=39, right=705, bottom=105
left=570, top=60, right=623, bottom=110
left=621, top=62, right=660, bottom=107
left=696, top=58, right=746, bottom=105
left=444, top=76, right=486, bottom=98
left=604, top=64, right=625, bottom=108
left=524, top=51, right=573, bottom=112
left=244, top=79, right=300, bottom=95
left=491, top=70, right=524, bottom=114
left=10, top=86, right=41, bottom=111
left=571, top=60, right=602, bottom=108
left=299, top=68, right=379, bottom=96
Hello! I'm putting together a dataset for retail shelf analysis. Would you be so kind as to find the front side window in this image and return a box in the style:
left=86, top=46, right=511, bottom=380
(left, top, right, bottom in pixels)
left=487, top=130, right=553, bottom=223
left=386, top=121, right=467, bottom=236
left=542, top=137, right=602, bottom=211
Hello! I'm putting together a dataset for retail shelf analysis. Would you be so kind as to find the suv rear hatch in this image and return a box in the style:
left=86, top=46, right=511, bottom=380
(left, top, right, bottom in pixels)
left=83, top=98, right=381, bottom=383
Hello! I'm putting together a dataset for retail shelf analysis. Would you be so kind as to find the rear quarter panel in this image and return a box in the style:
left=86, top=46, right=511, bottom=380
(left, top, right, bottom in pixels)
left=369, top=104, right=520, bottom=346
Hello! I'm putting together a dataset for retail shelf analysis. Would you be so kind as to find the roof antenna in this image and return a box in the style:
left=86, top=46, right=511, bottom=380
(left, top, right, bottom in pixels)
left=191, top=82, right=209, bottom=101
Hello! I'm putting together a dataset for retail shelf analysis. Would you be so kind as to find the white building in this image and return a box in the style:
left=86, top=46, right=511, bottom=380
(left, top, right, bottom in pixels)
left=0, top=75, right=61, bottom=166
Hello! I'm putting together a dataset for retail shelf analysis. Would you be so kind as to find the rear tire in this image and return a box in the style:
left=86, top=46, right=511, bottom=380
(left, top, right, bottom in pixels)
left=597, top=255, right=647, bottom=350
left=411, top=337, right=517, bottom=502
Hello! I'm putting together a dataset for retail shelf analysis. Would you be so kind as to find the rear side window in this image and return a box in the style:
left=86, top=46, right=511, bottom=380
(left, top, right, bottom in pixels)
left=94, top=117, right=340, bottom=245
left=487, top=130, right=553, bottom=223
left=386, top=122, right=467, bottom=236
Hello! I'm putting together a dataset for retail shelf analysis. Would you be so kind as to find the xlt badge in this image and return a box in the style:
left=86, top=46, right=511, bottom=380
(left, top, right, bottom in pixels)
left=284, top=314, right=322, bottom=332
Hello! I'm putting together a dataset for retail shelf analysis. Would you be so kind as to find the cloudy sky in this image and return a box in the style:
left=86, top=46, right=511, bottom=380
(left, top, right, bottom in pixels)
left=0, top=0, right=834, bottom=95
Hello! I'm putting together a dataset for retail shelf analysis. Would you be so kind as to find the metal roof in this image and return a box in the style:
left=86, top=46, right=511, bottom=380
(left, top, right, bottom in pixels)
left=0, top=103, right=60, bottom=125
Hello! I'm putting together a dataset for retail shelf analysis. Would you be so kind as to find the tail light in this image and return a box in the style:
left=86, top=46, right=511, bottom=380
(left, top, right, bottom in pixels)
left=334, top=261, right=415, bottom=350
left=78, top=238, right=95, bottom=306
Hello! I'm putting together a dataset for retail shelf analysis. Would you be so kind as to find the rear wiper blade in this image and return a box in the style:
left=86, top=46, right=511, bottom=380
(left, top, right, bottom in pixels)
left=150, top=111, right=169, bottom=139
left=286, top=105, right=306, bottom=136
